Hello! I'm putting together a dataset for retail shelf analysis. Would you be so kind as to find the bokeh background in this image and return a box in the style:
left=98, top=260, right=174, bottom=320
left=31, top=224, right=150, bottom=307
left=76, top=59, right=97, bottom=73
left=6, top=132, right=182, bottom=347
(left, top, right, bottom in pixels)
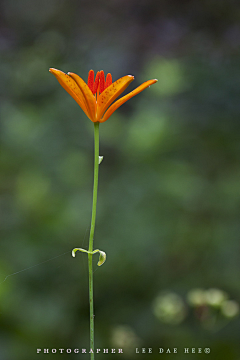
left=1, top=0, right=240, bottom=359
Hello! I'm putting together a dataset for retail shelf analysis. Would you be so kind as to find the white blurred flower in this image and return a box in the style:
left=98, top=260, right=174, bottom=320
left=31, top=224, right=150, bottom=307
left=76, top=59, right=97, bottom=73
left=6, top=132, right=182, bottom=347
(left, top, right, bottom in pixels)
left=187, top=289, right=206, bottom=306
left=111, top=325, right=141, bottom=354
left=221, top=300, right=239, bottom=318
left=187, top=288, right=228, bottom=308
left=205, top=288, right=228, bottom=307
left=153, top=292, right=186, bottom=324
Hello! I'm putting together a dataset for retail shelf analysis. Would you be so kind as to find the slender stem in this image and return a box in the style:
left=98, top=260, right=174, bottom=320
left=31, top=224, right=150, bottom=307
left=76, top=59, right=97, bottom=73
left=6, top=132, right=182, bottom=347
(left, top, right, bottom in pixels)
left=88, top=122, right=99, bottom=359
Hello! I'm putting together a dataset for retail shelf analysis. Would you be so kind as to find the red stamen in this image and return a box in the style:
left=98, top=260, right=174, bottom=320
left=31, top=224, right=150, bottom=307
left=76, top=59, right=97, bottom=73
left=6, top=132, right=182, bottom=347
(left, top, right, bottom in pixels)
left=88, top=70, right=94, bottom=93
left=93, top=71, right=100, bottom=94
left=99, top=70, right=105, bottom=93
left=105, top=73, right=112, bottom=90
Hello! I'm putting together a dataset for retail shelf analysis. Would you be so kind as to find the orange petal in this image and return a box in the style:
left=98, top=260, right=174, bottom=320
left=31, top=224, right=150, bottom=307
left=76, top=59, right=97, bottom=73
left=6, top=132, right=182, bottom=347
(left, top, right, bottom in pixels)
left=49, top=68, right=92, bottom=120
left=100, top=79, right=158, bottom=123
left=67, top=72, right=96, bottom=122
left=97, top=75, right=134, bottom=121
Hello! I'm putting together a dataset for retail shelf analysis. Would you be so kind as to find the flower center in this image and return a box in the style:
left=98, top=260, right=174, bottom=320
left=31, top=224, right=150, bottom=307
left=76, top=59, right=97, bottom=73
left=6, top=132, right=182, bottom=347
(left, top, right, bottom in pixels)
left=88, top=70, right=112, bottom=95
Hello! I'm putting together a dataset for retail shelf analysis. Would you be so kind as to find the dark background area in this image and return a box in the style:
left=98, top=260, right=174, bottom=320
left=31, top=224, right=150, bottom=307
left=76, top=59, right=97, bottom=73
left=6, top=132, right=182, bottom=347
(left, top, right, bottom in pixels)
left=1, top=0, right=240, bottom=359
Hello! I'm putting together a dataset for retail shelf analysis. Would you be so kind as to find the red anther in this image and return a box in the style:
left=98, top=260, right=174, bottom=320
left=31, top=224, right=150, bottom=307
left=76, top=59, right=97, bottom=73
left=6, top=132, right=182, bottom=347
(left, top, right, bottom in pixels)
left=88, top=70, right=94, bottom=93
left=93, top=71, right=100, bottom=94
left=105, top=73, right=112, bottom=90
left=99, top=70, right=105, bottom=93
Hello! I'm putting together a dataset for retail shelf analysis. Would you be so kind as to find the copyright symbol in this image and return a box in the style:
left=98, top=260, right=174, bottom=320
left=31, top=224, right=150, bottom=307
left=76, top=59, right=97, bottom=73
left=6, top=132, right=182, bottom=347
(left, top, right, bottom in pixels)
left=204, top=348, right=210, bottom=354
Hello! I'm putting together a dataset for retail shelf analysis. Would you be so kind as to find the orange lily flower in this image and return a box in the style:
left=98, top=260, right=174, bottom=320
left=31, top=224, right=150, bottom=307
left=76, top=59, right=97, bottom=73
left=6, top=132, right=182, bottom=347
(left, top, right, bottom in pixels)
left=49, top=68, right=157, bottom=123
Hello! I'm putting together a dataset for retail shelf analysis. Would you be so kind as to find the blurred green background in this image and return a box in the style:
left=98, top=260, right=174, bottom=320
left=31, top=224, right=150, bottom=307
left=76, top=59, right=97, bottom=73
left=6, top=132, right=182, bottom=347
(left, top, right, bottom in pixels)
left=1, top=0, right=240, bottom=359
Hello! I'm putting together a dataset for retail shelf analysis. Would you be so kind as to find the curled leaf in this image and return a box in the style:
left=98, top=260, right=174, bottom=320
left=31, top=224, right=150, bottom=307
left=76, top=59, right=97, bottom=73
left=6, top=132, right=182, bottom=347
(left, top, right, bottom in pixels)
left=97, top=250, right=106, bottom=266
left=72, top=247, right=106, bottom=266
left=72, top=248, right=88, bottom=257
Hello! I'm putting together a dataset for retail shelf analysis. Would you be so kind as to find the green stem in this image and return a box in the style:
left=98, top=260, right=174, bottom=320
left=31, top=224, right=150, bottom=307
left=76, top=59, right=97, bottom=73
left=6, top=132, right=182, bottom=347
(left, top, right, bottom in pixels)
left=88, top=122, right=99, bottom=359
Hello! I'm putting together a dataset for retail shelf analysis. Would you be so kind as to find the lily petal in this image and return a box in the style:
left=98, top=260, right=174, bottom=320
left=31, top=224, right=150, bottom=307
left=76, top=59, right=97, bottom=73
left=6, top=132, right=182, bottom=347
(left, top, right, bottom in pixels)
left=67, top=72, right=96, bottom=122
left=97, top=75, right=134, bottom=121
left=100, top=79, right=158, bottom=123
left=49, top=68, right=92, bottom=120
